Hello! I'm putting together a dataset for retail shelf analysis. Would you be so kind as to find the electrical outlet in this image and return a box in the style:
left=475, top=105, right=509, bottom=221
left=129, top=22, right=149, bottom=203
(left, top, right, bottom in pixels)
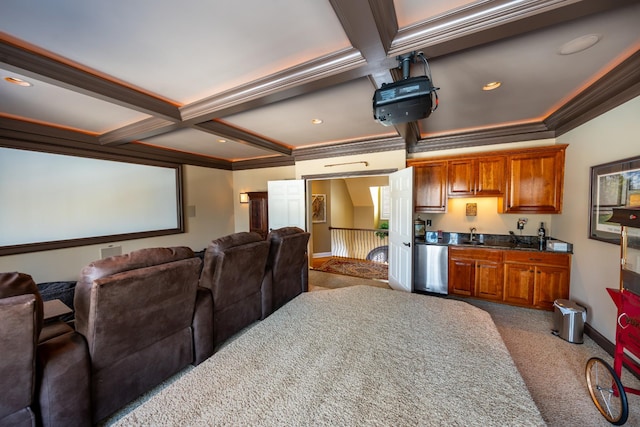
left=517, top=218, right=528, bottom=230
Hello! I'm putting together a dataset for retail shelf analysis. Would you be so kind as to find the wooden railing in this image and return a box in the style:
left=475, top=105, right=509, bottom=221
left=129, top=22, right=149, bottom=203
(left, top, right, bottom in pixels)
left=329, top=227, right=389, bottom=261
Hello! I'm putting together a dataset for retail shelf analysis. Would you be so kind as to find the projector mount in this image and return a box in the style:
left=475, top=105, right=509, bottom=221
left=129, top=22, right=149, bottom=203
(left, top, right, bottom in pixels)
left=397, top=51, right=439, bottom=112
left=372, top=51, right=439, bottom=126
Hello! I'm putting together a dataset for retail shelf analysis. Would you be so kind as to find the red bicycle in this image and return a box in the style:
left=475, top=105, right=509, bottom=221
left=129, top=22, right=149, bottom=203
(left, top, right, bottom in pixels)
left=586, top=288, right=640, bottom=425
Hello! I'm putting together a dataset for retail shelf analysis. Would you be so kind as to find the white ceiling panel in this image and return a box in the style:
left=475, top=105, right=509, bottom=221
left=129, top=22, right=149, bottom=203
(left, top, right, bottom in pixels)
left=394, top=0, right=478, bottom=28
left=139, top=127, right=277, bottom=161
left=221, top=78, right=398, bottom=148
left=0, top=67, right=151, bottom=133
left=0, top=0, right=351, bottom=104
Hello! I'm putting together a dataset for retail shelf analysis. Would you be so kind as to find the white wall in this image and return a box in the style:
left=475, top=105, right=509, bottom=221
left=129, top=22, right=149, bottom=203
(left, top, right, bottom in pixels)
left=555, top=96, right=640, bottom=342
left=0, top=165, right=234, bottom=283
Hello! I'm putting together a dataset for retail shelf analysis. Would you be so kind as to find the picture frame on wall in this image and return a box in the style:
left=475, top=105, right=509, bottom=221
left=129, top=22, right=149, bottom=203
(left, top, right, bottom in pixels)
left=311, top=194, right=326, bottom=223
left=589, top=155, right=640, bottom=244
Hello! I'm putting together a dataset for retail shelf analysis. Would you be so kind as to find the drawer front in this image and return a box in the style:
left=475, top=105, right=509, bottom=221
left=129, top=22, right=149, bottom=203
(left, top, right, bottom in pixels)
left=449, top=246, right=503, bottom=262
left=504, top=251, right=570, bottom=267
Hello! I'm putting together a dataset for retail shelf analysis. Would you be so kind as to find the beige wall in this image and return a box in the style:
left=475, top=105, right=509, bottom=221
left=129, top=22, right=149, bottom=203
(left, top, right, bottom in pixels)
left=232, top=165, right=296, bottom=233
left=0, top=165, right=235, bottom=283
left=555, top=96, right=640, bottom=342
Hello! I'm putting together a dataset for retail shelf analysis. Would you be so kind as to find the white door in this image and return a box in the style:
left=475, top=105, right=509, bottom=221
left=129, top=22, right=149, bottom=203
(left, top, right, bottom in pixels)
left=388, top=167, right=414, bottom=292
left=267, top=180, right=306, bottom=231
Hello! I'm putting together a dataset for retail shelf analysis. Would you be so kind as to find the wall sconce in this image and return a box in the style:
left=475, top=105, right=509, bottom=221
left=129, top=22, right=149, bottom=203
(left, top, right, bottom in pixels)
left=239, top=193, right=249, bottom=204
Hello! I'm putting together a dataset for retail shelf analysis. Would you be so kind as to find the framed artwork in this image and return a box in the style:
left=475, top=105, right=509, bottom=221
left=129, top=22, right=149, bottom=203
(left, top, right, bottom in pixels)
left=312, top=194, right=326, bottom=223
left=589, top=155, right=640, bottom=244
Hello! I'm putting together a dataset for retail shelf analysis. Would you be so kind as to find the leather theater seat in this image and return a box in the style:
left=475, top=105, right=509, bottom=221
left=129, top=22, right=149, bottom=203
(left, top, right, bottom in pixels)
left=73, top=246, right=213, bottom=423
left=262, top=227, right=310, bottom=318
left=198, top=232, right=270, bottom=347
left=0, top=272, right=90, bottom=427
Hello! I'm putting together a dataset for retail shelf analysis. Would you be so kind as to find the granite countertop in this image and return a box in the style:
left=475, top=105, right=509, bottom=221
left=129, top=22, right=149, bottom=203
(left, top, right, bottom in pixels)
left=415, top=231, right=573, bottom=254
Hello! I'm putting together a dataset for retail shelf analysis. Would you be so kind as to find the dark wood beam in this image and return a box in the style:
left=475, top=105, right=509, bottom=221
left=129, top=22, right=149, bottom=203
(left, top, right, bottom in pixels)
left=99, top=117, right=184, bottom=145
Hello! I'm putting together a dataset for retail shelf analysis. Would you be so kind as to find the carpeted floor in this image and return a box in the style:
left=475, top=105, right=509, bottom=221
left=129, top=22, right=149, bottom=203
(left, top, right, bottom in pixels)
left=314, top=257, right=388, bottom=280
left=107, top=286, right=543, bottom=426
left=102, top=273, right=640, bottom=426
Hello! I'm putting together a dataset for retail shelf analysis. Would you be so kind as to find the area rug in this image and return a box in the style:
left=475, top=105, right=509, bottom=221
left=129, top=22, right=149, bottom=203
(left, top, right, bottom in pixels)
left=109, top=286, right=543, bottom=426
left=315, top=257, right=388, bottom=280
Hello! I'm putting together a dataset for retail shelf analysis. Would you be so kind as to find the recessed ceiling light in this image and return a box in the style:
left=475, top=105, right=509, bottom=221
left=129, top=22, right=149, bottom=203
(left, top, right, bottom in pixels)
left=482, top=81, right=501, bottom=91
left=311, top=118, right=323, bottom=125
left=558, top=34, right=601, bottom=55
left=217, top=139, right=227, bottom=143
left=4, top=76, right=32, bottom=87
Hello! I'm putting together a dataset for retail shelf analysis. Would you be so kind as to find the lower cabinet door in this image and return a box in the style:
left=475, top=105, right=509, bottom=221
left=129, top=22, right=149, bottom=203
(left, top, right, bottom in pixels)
left=475, top=261, right=503, bottom=301
left=504, top=263, right=535, bottom=306
left=534, top=266, right=569, bottom=310
left=448, top=258, right=475, bottom=296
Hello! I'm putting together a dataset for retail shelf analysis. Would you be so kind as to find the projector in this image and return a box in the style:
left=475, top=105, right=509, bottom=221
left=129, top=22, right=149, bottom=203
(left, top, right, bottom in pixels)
left=373, top=76, right=435, bottom=126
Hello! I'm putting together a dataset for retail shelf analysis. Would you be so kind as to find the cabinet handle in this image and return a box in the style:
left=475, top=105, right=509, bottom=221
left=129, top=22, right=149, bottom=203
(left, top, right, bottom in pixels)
left=537, top=271, right=541, bottom=274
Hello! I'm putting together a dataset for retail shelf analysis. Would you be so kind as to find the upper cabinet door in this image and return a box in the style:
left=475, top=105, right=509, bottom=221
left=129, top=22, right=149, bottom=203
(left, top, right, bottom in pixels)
left=448, top=156, right=505, bottom=197
left=476, top=156, right=505, bottom=196
left=414, top=161, right=447, bottom=212
left=504, top=146, right=565, bottom=213
left=447, top=159, right=475, bottom=197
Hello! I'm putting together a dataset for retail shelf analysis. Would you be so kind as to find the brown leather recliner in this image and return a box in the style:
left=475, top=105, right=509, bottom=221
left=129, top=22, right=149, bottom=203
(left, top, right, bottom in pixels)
left=74, top=247, right=213, bottom=423
left=261, top=227, right=310, bottom=319
left=199, top=232, right=270, bottom=347
left=0, top=272, right=90, bottom=427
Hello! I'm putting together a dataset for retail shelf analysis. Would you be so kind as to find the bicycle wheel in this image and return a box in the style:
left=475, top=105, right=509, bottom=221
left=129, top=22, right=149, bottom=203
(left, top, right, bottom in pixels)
left=585, top=357, right=628, bottom=425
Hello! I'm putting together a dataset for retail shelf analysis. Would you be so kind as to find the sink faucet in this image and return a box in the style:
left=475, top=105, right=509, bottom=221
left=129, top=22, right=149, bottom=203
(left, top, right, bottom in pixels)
left=469, top=227, right=477, bottom=242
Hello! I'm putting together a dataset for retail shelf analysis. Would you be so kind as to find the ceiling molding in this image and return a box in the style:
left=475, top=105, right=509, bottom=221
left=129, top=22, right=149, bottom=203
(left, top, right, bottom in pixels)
left=0, top=38, right=182, bottom=122
left=545, top=49, right=640, bottom=137
left=196, top=121, right=292, bottom=156
left=180, top=48, right=366, bottom=123
left=123, top=142, right=232, bottom=170
left=99, top=117, right=184, bottom=145
left=231, top=156, right=295, bottom=171
left=410, top=123, right=554, bottom=153
left=293, top=136, right=406, bottom=161
left=0, top=116, right=98, bottom=144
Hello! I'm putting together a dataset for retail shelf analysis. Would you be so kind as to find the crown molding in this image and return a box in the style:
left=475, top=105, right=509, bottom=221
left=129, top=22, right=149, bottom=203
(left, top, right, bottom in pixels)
left=545, top=49, right=640, bottom=136
left=231, top=156, right=295, bottom=171
left=293, top=136, right=405, bottom=161
left=411, top=123, right=554, bottom=153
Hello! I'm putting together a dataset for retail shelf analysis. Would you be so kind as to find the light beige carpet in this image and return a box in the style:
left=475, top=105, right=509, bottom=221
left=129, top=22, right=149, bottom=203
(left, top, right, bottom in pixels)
left=109, top=286, right=543, bottom=426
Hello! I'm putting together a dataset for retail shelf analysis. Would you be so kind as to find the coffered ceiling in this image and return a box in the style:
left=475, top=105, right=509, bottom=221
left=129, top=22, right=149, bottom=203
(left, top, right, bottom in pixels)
left=1, top=0, right=639, bottom=170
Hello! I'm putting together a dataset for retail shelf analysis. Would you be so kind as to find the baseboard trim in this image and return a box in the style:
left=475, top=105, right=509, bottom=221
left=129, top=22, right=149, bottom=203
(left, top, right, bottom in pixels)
left=313, top=252, right=332, bottom=259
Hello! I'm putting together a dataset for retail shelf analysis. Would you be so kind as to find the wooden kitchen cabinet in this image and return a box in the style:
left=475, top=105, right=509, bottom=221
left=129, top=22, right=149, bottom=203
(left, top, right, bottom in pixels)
left=503, top=251, right=571, bottom=310
left=413, top=161, right=447, bottom=212
left=448, top=247, right=503, bottom=301
left=448, top=156, right=505, bottom=197
left=503, top=146, right=565, bottom=213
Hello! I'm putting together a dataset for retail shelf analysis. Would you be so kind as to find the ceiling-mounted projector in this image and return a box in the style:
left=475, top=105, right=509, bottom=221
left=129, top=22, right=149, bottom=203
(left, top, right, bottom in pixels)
left=373, top=76, right=435, bottom=126
left=373, top=51, right=439, bottom=126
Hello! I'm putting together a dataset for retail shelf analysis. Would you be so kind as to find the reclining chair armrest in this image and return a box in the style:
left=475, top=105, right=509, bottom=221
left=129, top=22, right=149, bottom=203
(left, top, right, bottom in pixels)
left=261, top=269, right=273, bottom=320
left=192, top=287, right=214, bottom=366
left=37, top=331, right=91, bottom=427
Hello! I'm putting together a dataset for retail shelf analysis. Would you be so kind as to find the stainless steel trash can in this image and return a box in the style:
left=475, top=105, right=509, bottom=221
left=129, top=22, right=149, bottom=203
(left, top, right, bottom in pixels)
left=552, top=299, right=587, bottom=343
